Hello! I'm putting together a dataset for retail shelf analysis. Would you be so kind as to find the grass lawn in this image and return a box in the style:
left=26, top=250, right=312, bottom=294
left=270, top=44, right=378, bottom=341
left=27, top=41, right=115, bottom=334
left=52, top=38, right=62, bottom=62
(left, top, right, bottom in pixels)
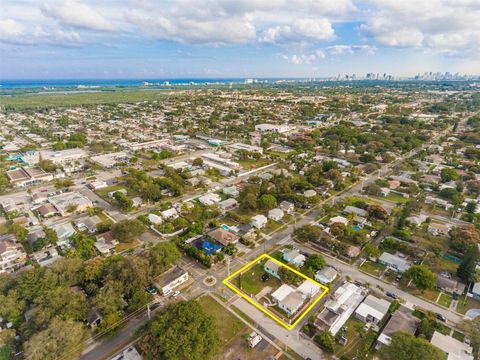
left=373, top=193, right=409, bottom=204
left=234, top=262, right=281, bottom=297
left=264, top=219, right=283, bottom=234
left=438, top=293, right=453, bottom=308
left=237, top=159, right=271, bottom=170
left=115, top=239, right=140, bottom=252
left=96, top=184, right=126, bottom=198
left=359, top=260, right=386, bottom=277
left=197, top=295, right=246, bottom=345
left=452, top=330, right=465, bottom=342
left=456, top=296, right=480, bottom=314
left=435, top=322, right=451, bottom=335
left=423, top=253, right=459, bottom=273
left=336, top=319, right=376, bottom=359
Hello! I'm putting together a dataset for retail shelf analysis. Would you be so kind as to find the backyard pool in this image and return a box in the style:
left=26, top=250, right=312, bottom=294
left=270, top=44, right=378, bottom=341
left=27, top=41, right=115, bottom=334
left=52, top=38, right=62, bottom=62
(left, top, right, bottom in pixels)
left=352, top=225, right=362, bottom=231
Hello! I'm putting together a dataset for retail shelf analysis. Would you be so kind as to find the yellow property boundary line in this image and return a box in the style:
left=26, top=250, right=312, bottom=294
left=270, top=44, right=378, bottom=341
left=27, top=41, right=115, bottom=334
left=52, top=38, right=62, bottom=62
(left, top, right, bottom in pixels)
left=223, top=253, right=329, bottom=330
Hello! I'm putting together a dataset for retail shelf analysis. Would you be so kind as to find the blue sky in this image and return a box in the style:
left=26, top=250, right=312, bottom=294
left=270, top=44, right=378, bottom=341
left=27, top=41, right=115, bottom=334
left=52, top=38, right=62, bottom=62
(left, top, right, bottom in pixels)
left=0, top=0, right=479, bottom=79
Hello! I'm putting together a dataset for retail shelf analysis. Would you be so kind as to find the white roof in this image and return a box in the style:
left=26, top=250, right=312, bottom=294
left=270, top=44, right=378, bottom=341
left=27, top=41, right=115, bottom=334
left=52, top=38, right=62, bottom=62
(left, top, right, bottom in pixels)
left=379, top=252, right=410, bottom=272
left=329, top=215, right=349, bottom=225
left=430, top=331, right=473, bottom=360
left=297, top=280, right=320, bottom=298
left=252, top=214, right=267, bottom=222
left=148, top=213, right=163, bottom=224
left=472, top=282, right=480, bottom=295
left=271, top=284, right=294, bottom=302
left=355, top=295, right=390, bottom=321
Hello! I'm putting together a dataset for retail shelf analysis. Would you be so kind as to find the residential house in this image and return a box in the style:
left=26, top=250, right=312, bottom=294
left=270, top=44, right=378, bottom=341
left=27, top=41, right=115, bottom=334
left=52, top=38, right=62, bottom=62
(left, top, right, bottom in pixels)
left=297, top=280, right=320, bottom=299
left=354, top=295, right=390, bottom=324
left=343, top=205, right=368, bottom=218
left=272, top=284, right=295, bottom=303
left=268, top=208, right=284, bottom=222
left=52, top=222, right=76, bottom=246
left=161, top=208, right=178, bottom=220
left=471, top=282, right=480, bottom=300
left=376, top=307, right=420, bottom=348
left=436, top=276, right=465, bottom=295
left=279, top=201, right=295, bottom=215
left=329, top=216, right=349, bottom=226
left=406, top=215, right=427, bottom=227
left=31, top=192, right=48, bottom=205
left=315, top=282, right=367, bottom=335
left=207, top=228, right=239, bottom=246
left=428, top=223, right=451, bottom=236
left=0, top=238, right=27, bottom=273
left=76, top=216, right=101, bottom=233
left=27, top=229, right=46, bottom=247
left=223, top=186, right=239, bottom=197
left=251, top=214, right=267, bottom=229
left=155, top=266, right=189, bottom=296
left=88, top=180, right=107, bottom=190
left=264, top=259, right=281, bottom=279
left=198, top=193, right=222, bottom=206
left=148, top=213, right=163, bottom=225
left=283, top=249, right=306, bottom=267
left=218, top=198, right=238, bottom=213
left=279, top=291, right=304, bottom=317
left=378, top=252, right=411, bottom=273
left=108, top=189, right=127, bottom=198
left=111, top=347, right=142, bottom=360
left=430, top=331, right=474, bottom=360
left=94, top=231, right=118, bottom=256
left=315, top=267, right=337, bottom=285
left=304, top=189, right=317, bottom=198
left=37, top=203, right=57, bottom=218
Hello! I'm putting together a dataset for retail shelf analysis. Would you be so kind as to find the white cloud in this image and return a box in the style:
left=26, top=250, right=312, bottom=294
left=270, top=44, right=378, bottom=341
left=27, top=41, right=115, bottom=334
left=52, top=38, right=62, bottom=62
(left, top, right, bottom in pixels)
left=0, top=18, right=84, bottom=47
left=361, top=0, right=480, bottom=55
left=259, top=18, right=334, bottom=44
left=284, top=44, right=376, bottom=64
left=41, top=0, right=115, bottom=32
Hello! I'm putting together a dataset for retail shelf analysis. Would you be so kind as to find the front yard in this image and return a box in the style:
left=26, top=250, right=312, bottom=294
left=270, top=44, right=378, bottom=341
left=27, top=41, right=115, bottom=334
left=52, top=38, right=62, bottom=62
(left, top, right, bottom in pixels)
left=359, top=260, right=386, bottom=277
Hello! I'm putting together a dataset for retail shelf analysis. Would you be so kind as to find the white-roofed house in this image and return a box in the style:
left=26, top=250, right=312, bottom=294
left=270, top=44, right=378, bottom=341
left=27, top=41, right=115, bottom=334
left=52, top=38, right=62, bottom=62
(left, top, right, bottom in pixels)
left=279, top=201, right=295, bottom=215
left=354, top=295, right=390, bottom=324
left=430, top=331, right=474, bottom=360
left=378, top=252, right=411, bottom=273
left=251, top=214, right=267, bottom=229
left=315, top=267, right=338, bottom=285
left=161, top=208, right=178, bottom=220
left=329, top=216, right=349, bottom=226
left=271, top=284, right=295, bottom=303
left=297, top=280, right=320, bottom=299
left=148, top=213, right=163, bottom=225
left=279, top=291, right=304, bottom=317
left=218, top=198, right=238, bottom=213
left=198, top=193, right=221, bottom=206
left=268, top=208, right=284, bottom=222
left=283, top=249, right=306, bottom=267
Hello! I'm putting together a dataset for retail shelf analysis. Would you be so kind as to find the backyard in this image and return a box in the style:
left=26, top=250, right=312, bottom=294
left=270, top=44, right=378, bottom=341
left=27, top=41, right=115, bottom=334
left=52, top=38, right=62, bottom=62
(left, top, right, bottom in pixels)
left=234, top=262, right=282, bottom=297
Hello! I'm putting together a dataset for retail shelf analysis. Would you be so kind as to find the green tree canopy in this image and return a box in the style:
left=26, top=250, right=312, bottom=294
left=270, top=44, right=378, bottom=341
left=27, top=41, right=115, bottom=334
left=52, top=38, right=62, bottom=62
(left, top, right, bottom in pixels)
left=404, top=265, right=436, bottom=293
left=111, top=219, right=145, bottom=243
left=139, top=300, right=220, bottom=360
left=379, top=332, right=446, bottom=360
left=457, top=244, right=480, bottom=283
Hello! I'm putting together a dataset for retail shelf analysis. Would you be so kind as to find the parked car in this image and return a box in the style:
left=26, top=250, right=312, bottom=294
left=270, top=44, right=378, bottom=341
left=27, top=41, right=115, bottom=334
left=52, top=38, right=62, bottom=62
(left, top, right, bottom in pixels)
left=386, top=291, right=398, bottom=299
left=150, top=302, right=161, bottom=311
left=146, top=286, right=158, bottom=296
left=436, top=313, right=446, bottom=322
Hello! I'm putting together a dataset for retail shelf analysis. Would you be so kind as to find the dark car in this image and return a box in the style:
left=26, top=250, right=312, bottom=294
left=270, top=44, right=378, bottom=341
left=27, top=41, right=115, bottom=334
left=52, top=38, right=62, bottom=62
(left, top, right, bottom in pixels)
left=452, top=292, right=460, bottom=300
left=386, top=291, right=398, bottom=299
left=436, top=313, right=446, bottom=322
left=150, top=302, right=161, bottom=311
left=261, top=274, right=270, bottom=282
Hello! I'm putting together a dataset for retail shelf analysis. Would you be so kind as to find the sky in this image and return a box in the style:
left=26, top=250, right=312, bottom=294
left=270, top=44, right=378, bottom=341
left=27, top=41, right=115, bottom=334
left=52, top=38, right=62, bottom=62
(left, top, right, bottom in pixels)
left=0, top=0, right=479, bottom=79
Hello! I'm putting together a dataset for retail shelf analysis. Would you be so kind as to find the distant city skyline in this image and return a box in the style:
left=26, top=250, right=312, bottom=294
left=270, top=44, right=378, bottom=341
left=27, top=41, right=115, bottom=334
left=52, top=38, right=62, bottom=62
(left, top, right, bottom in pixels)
left=1, top=0, right=479, bottom=79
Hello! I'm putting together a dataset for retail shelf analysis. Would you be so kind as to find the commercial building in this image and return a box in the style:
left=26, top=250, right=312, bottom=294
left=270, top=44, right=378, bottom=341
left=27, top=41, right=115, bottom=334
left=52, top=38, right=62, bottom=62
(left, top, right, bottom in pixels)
left=255, top=124, right=291, bottom=133
left=6, top=167, right=53, bottom=187
left=48, top=192, right=93, bottom=216
left=228, top=143, right=263, bottom=154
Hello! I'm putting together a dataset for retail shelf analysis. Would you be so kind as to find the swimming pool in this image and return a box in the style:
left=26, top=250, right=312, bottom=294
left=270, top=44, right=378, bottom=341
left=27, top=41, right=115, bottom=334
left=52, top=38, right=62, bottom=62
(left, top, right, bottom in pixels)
left=221, top=224, right=230, bottom=230
left=352, top=225, right=362, bottom=231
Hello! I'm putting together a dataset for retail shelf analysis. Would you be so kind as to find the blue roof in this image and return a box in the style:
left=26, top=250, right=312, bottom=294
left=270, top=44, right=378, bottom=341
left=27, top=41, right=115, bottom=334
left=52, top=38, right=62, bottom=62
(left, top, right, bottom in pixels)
left=201, top=240, right=222, bottom=255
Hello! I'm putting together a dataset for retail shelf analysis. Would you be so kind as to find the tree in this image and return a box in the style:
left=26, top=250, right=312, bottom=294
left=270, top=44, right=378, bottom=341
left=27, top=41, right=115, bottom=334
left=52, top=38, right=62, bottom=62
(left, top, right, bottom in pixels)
left=192, top=157, right=203, bottom=167
left=330, top=222, right=348, bottom=239
left=139, top=300, right=220, bottom=360
left=367, top=204, right=389, bottom=220
left=304, top=254, right=325, bottom=272
left=314, top=330, right=335, bottom=353
left=0, top=173, right=8, bottom=193
left=293, top=225, right=322, bottom=243
left=278, top=267, right=302, bottom=286
left=11, top=222, right=28, bottom=242
left=404, top=265, right=435, bottom=293
left=24, top=318, right=89, bottom=360
left=457, top=245, right=480, bottom=283
left=466, top=201, right=477, bottom=214
left=450, top=225, right=480, bottom=253
left=364, top=243, right=380, bottom=259
left=111, top=219, right=145, bottom=243
left=379, top=332, right=446, bottom=360
left=113, top=191, right=134, bottom=211
left=259, top=194, right=277, bottom=210
left=440, top=168, right=459, bottom=182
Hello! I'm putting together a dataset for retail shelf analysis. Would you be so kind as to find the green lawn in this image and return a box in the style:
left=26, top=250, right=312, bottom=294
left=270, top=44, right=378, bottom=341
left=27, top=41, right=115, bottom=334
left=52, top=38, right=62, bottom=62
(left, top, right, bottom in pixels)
left=96, top=184, right=126, bottom=198
left=456, top=296, right=480, bottom=315
left=234, top=262, right=281, bottom=297
left=237, top=159, right=271, bottom=169
left=197, top=295, right=246, bottom=345
left=452, top=330, right=465, bottom=342
left=373, top=193, right=409, bottom=204
left=264, top=219, right=283, bottom=234
left=359, top=261, right=386, bottom=277
left=438, top=293, right=452, bottom=308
